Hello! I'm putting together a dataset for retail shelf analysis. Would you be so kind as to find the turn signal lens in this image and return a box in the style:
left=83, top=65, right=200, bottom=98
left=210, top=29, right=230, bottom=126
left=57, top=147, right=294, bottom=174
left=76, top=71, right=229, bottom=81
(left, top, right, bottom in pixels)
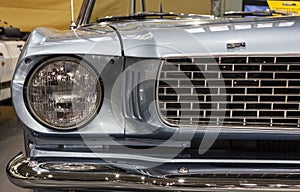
left=26, top=57, right=101, bottom=130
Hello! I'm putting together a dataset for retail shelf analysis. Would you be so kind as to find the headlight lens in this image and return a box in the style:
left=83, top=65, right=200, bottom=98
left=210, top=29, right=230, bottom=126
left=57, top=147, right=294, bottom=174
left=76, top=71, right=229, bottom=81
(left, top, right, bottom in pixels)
left=26, top=56, right=102, bottom=130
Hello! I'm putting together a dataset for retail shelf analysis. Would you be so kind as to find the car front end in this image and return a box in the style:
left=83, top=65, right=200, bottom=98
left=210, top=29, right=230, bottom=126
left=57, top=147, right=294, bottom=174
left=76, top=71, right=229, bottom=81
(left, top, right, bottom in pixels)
left=7, top=0, right=300, bottom=191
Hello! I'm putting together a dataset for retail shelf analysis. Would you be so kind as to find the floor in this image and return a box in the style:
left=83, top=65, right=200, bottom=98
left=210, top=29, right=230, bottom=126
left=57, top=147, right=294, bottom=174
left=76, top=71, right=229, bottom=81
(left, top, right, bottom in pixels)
left=0, top=104, right=30, bottom=192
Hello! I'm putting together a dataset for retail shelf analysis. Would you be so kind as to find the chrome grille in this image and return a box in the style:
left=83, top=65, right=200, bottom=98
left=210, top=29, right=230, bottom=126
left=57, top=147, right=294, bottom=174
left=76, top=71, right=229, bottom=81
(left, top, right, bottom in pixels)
left=157, top=57, right=300, bottom=128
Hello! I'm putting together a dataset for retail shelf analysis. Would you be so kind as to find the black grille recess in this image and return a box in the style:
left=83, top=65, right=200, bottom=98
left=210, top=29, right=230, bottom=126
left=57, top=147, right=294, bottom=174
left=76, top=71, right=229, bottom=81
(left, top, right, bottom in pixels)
left=157, top=57, right=300, bottom=128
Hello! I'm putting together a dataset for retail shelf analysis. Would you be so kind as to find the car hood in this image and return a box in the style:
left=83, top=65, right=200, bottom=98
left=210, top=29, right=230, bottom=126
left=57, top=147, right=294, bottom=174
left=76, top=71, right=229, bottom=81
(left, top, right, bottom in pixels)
left=20, top=26, right=122, bottom=60
left=22, top=16, right=300, bottom=59
left=103, top=17, right=300, bottom=58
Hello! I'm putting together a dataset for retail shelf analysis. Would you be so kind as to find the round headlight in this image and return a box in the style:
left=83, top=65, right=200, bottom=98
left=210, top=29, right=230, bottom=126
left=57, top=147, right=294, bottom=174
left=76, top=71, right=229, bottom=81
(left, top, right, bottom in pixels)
left=26, top=56, right=102, bottom=130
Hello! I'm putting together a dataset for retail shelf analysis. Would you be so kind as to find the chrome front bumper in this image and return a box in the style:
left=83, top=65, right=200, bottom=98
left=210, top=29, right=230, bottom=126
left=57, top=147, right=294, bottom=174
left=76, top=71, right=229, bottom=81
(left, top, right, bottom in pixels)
left=7, top=153, right=300, bottom=191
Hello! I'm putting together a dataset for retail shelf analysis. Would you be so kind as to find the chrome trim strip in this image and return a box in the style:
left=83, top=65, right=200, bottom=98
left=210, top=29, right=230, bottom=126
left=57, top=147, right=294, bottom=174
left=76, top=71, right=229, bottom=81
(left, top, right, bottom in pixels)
left=76, top=0, right=94, bottom=27
left=163, top=53, right=300, bottom=58
left=7, top=153, right=300, bottom=191
left=32, top=149, right=300, bottom=165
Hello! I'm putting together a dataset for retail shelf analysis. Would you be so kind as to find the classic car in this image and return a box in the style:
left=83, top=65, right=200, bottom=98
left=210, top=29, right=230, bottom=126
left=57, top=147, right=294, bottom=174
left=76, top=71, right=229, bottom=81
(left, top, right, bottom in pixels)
left=0, top=26, right=27, bottom=102
left=6, top=0, right=300, bottom=191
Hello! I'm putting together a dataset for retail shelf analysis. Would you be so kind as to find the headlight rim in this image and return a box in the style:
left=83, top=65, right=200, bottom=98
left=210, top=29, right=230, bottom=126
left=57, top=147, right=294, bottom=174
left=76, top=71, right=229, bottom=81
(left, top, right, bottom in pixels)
left=23, top=55, right=104, bottom=131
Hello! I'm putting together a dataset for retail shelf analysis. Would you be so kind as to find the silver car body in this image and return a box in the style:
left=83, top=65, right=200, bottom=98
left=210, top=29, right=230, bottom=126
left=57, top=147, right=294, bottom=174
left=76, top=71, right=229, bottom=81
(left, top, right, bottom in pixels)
left=14, top=18, right=300, bottom=135
left=7, top=0, right=300, bottom=191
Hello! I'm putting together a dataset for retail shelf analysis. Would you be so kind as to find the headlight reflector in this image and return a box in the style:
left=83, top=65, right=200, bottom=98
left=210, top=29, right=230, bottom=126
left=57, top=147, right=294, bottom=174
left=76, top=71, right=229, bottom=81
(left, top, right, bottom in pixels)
left=26, top=57, right=101, bottom=130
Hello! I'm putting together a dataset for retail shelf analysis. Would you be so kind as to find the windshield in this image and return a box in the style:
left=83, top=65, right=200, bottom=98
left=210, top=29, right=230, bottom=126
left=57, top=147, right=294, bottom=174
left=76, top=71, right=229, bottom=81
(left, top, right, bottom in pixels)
left=88, top=0, right=211, bottom=24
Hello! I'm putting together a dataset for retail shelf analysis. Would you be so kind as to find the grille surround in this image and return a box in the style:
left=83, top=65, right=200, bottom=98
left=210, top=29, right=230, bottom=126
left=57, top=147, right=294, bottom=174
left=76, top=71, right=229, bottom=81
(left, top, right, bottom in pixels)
left=157, top=56, right=300, bottom=129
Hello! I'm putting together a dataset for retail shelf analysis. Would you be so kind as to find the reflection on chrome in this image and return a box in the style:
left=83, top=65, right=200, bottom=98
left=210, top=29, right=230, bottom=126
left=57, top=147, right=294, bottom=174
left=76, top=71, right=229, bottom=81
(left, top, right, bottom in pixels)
left=7, top=153, right=300, bottom=191
left=178, top=179, right=185, bottom=183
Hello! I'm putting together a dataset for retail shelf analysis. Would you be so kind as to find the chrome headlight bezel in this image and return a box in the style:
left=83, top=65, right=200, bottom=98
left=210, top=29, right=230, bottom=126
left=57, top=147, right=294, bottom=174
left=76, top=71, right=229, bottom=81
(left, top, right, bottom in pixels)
left=24, top=56, right=103, bottom=131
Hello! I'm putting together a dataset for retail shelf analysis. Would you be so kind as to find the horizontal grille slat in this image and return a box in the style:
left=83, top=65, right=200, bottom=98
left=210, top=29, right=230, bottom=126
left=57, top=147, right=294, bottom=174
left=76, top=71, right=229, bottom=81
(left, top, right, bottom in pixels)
left=157, top=56, right=300, bottom=128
